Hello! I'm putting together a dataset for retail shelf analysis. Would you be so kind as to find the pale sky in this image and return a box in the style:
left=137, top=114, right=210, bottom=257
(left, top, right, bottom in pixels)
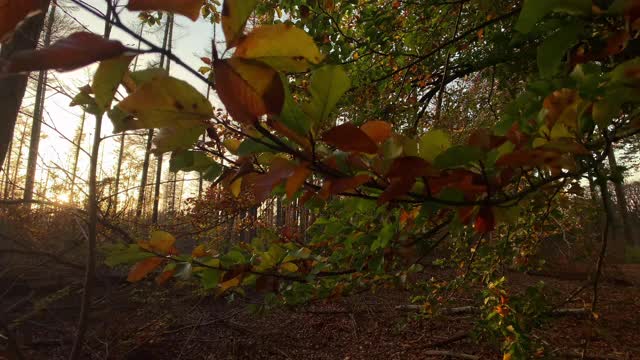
left=33, top=0, right=224, bottom=206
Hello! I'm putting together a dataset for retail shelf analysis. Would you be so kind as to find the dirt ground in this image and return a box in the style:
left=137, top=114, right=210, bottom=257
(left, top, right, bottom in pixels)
left=1, top=262, right=639, bottom=360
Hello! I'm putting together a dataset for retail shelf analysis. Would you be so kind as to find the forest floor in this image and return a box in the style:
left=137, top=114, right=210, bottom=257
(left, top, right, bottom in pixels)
left=2, top=262, right=639, bottom=360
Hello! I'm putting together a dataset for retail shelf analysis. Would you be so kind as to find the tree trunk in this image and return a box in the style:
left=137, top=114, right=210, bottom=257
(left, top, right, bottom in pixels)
left=151, top=14, right=174, bottom=225
left=69, top=112, right=86, bottom=204
left=136, top=130, right=153, bottom=220
left=23, top=3, right=56, bottom=202
left=0, top=0, right=51, bottom=174
left=599, top=181, right=625, bottom=263
left=112, top=133, right=125, bottom=216
left=2, top=140, right=12, bottom=199
left=11, top=120, right=29, bottom=199
left=608, top=148, right=635, bottom=247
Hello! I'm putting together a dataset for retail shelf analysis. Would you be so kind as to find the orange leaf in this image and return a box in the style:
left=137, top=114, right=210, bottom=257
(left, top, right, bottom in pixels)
left=3, top=32, right=128, bottom=73
left=155, top=269, right=175, bottom=285
left=192, top=244, right=207, bottom=258
left=360, top=121, right=392, bottom=144
left=330, top=174, right=370, bottom=195
left=128, top=257, right=163, bottom=282
left=286, top=165, right=311, bottom=198
left=214, top=58, right=284, bottom=125
left=245, top=158, right=295, bottom=202
left=0, top=0, right=45, bottom=43
left=322, top=124, right=378, bottom=154
left=127, top=0, right=202, bottom=21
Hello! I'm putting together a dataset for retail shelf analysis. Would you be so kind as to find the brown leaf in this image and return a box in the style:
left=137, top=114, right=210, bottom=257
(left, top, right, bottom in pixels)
left=330, top=174, right=370, bottom=195
left=378, top=177, right=415, bottom=204
left=387, top=156, right=437, bottom=179
left=360, top=121, right=392, bottom=144
left=286, top=165, right=311, bottom=198
left=0, top=0, right=45, bottom=43
left=155, top=269, right=175, bottom=285
left=245, top=158, right=295, bottom=202
left=3, top=32, right=128, bottom=73
left=128, top=257, right=163, bottom=282
left=214, top=58, right=284, bottom=125
left=322, top=124, right=378, bottom=154
left=127, top=0, right=202, bottom=21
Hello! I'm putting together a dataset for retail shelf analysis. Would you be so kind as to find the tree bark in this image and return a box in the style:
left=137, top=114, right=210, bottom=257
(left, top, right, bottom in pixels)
left=11, top=120, right=29, bottom=198
left=0, top=0, right=51, bottom=173
left=69, top=112, right=86, bottom=204
left=2, top=140, right=12, bottom=199
left=608, top=148, right=635, bottom=247
left=23, top=3, right=56, bottom=202
left=136, top=130, right=153, bottom=219
left=112, top=133, right=125, bottom=215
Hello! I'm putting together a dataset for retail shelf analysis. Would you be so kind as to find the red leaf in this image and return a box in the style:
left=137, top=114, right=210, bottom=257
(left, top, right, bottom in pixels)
left=3, top=32, right=128, bottom=73
left=201, top=57, right=212, bottom=65
left=127, top=0, right=202, bottom=21
left=474, top=206, right=495, bottom=234
left=378, top=177, right=415, bottom=204
left=0, top=0, right=45, bottom=43
left=246, top=158, right=295, bottom=202
left=360, top=120, right=392, bottom=144
left=322, top=124, right=378, bottom=154
left=286, top=165, right=312, bottom=198
left=330, top=174, right=371, bottom=195
left=387, top=156, right=437, bottom=179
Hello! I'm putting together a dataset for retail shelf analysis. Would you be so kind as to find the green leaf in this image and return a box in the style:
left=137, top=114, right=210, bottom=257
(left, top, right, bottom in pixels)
left=303, top=65, right=351, bottom=126
left=434, top=145, right=484, bottom=169
left=153, top=126, right=205, bottom=154
left=537, top=22, right=583, bottom=78
left=274, top=74, right=311, bottom=136
left=237, top=138, right=279, bottom=156
left=174, top=262, right=193, bottom=280
left=170, top=150, right=217, bottom=173
left=70, top=89, right=101, bottom=115
left=200, top=268, right=222, bottom=290
left=104, top=244, right=155, bottom=267
left=418, top=129, right=451, bottom=162
left=203, top=163, right=224, bottom=181
left=515, top=0, right=590, bottom=33
left=92, top=55, right=134, bottom=112
left=371, top=223, right=394, bottom=251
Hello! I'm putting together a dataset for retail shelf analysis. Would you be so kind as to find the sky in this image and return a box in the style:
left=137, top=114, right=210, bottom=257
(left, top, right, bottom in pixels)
left=33, top=0, right=224, bottom=205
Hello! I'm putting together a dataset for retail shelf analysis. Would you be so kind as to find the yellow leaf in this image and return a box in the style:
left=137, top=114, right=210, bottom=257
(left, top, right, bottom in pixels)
left=92, top=55, right=134, bottom=112
left=230, top=178, right=242, bottom=197
left=128, top=257, right=163, bottom=282
left=116, top=74, right=213, bottom=131
left=221, top=0, right=258, bottom=48
left=224, top=138, right=241, bottom=154
left=149, top=231, right=176, bottom=253
left=503, top=353, right=512, bottom=360
left=218, top=275, right=241, bottom=293
left=192, top=244, right=207, bottom=258
left=234, top=24, right=325, bottom=72
left=280, top=262, right=299, bottom=272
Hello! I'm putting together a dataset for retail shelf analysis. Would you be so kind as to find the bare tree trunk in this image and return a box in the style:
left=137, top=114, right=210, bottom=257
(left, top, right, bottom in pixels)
left=0, top=0, right=51, bottom=173
left=69, top=111, right=86, bottom=204
left=2, top=141, right=12, bottom=199
left=434, top=4, right=463, bottom=126
left=599, top=180, right=625, bottom=263
left=11, top=121, right=29, bottom=198
left=136, top=130, right=153, bottom=220
left=151, top=14, right=174, bottom=225
left=608, top=148, right=635, bottom=247
left=23, top=3, right=56, bottom=202
left=112, top=133, right=125, bottom=215
left=69, top=4, right=113, bottom=358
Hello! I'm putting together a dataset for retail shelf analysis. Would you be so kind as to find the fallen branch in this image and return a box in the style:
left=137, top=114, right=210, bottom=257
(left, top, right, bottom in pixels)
left=423, top=350, right=479, bottom=359
left=396, top=305, right=589, bottom=317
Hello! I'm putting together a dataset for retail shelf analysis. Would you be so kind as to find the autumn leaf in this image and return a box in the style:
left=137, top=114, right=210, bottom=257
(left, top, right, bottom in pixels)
left=3, top=32, right=129, bottom=73
left=378, top=177, right=416, bottom=204
left=128, top=257, right=163, bottom=282
left=325, top=174, right=371, bottom=197
left=234, top=24, right=325, bottom=72
left=218, top=274, right=242, bottom=293
left=92, top=56, right=135, bottom=113
left=115, top=73, right=212, bottom=131
left=0, top=0, right=45, bottom=43
left=322, top=124, right=378, bottom=154
left=286, top=165, right=312, bottom=198
left=280, top=262, right=299, bottom=273
left=361, top=121, right=393, bottom=144
left=155, top=269, right=175, bottom=285
left=149, top=231, right=176, bottom=253
left=192, top=244, right=207, bottom=258
left=221, top=0, right=258, bottom=48
left=474, top=207, right=495, bottom=234
left=214, top=58, right=284, bottom=125
left=127, top=0, right=202, bottom=21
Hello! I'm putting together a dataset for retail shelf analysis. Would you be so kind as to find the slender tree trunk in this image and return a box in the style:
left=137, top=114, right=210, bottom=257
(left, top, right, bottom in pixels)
left=11, top=121, right=29, bottom=198
left=23, top=3, right=56, bottom=202
left=434, top=4, right=463, bottom=126
left=151, top=14, right=174, bottom=225
left=112, top=133, right=125, bottom=215
left=608, top=148, right=635, bottom=247
left=69, top=4, right=113, bottom=358
left=2, top=141, right=13, bottom=199
left=0, top=0, right=51, bottom=174
left=599, top=180, right=625, bottom=263
left=69, top=112, right=86, bottom=204
left=136, top=130, right=153, bottom=219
